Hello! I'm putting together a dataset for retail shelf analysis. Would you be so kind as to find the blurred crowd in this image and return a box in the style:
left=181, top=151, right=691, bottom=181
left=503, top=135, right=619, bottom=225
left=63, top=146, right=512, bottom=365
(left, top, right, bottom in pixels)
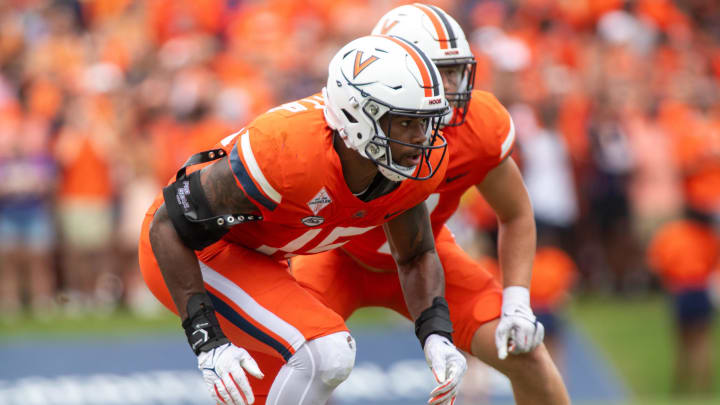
left=0, top=0, right=719, bottom=342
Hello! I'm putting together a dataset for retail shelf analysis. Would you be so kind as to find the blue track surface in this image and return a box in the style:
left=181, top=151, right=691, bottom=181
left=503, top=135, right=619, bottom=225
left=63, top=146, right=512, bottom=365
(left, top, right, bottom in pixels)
left=0, top=325, right=626, bottom=405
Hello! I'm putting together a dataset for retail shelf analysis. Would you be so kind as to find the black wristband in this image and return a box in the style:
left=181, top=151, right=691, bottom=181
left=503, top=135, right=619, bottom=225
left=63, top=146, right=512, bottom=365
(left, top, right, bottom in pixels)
left=414, top=296, right=454, bottom=348
left=182, top=293, right=230, bottom=355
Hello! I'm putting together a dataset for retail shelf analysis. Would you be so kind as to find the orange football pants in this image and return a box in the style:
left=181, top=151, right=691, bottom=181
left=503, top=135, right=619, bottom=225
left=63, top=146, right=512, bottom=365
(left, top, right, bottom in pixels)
left=138, top=208, right=348, bottom=364
left=251, top=226, right=502, bottom=404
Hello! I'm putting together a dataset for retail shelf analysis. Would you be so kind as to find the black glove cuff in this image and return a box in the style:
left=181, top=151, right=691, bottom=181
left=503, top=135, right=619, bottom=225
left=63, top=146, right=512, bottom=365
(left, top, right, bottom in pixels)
left=182, top=293, right=230, bottom=355
left=414, top=296, right=454, bottom=349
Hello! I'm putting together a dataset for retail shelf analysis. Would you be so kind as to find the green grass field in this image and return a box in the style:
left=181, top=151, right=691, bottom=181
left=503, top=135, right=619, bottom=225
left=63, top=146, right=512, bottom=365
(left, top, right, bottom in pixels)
left=1, top=294, right=718, bottom=404
left=568, top=294, right=719, bottom=405
left=0, top=308, right=178, bottom=339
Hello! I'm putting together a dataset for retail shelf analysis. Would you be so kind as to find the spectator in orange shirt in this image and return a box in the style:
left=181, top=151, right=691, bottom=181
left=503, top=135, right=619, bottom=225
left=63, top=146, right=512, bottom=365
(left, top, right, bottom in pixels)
left=648, top=219, right=718, bottom=395
left=54, top=96, right=118, bottom=315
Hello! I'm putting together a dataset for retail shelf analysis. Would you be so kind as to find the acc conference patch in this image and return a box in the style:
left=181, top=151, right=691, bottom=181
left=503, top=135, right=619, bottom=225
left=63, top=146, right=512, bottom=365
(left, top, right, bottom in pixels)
left=302, top=216, right=325, bottom=226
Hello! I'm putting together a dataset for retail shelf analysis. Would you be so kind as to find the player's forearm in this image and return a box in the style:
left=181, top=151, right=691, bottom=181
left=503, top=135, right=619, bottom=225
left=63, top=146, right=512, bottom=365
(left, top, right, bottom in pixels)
left=384, top=203, right=446, bottom=319
left=397, top=250, right=446, bottom=320
left=497, top=211, right=536, bottom=289
left=149, top=204, right=206, bottom=320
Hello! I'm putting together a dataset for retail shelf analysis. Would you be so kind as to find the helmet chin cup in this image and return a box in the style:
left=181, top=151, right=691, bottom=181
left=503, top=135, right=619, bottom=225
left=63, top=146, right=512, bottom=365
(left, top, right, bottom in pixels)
left=365, top=125, right=448, bottom=182
left=378, top=164, right=415, bottom=182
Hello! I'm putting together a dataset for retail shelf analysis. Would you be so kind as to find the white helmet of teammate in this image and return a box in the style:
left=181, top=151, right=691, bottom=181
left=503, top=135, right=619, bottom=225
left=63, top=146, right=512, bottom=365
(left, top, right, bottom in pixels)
left=323, top=35, right=449, bottom=181
left=371, top=3, right=476, bottom=127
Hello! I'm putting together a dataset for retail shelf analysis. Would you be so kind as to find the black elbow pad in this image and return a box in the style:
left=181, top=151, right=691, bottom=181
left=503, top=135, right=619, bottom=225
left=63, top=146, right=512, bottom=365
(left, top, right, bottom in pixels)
left=162, top=148, right=262, bottom=251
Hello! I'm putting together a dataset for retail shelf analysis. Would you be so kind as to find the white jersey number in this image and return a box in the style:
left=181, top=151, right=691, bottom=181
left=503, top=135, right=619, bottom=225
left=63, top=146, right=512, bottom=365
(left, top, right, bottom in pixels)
left=257, top=226, right=374, bottom=259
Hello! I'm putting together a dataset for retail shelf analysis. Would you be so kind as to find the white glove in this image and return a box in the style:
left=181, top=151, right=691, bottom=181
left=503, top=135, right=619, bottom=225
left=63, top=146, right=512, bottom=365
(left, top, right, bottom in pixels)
left=197, top=342, right=264, bottom=404
left=423, top=334, right=467, bottom=405
left=495, top=286, right=545, bottom=360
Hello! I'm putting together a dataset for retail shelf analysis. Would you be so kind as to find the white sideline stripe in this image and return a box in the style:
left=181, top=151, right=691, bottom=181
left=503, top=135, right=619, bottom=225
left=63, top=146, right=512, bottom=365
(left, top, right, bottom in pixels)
left=200, top=262, right=305, bottom=351
left=500, top=116, right=516, bottom=159
left=240, top=131, right=282, bottom=204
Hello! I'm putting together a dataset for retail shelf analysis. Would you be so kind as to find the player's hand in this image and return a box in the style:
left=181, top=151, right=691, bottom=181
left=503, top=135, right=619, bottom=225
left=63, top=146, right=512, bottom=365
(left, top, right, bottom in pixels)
left=197, top=342, right=264, bottom=404
left=423, top=334, right=467, bottom=405
left=495, top=286, right=544, bottom=360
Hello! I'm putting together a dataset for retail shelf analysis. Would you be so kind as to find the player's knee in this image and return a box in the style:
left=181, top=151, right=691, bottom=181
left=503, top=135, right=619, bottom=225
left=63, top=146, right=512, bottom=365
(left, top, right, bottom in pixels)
left=310, top=331, right=356, bottom=387
left=498, top=344, right=549, bottom=380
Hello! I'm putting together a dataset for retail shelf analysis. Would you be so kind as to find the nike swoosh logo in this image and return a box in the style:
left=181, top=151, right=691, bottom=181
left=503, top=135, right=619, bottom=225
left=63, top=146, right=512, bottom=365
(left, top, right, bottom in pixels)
left=445, top=172, right=469, bottom=183
left=384, top=209, right=404, bottom=220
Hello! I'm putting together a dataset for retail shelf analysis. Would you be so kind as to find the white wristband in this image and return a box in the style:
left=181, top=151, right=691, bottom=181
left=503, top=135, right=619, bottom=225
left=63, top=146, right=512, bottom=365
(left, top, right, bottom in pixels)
left=502, top=286, right=530, bottom=309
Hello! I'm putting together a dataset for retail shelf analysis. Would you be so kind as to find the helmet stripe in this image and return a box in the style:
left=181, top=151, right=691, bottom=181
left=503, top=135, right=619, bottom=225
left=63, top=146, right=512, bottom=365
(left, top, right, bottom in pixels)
left=380, top=35, right=440, bottom=98
left=428, top=5, right=458, bottom=49
left=413, top=3, right=450, bottom=49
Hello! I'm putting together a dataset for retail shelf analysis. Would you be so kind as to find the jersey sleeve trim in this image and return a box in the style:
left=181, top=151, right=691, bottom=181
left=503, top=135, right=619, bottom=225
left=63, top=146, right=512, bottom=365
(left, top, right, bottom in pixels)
left=229, top=130, right=282, bottom=211
left=500, top=116, right=516, bottom=160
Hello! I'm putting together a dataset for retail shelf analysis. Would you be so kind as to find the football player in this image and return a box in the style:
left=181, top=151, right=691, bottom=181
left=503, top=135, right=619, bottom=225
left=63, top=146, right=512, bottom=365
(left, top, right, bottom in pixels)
left=255, top=4, right=571, bottom=405
left=138, top=35, right=467, bottom=405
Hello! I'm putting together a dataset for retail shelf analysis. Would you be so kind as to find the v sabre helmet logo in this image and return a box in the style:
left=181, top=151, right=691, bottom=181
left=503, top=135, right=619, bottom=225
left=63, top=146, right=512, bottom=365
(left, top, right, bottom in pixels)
left=379, top=19, right=398, bottom=34
left=353, top=51, right=379, bottom=79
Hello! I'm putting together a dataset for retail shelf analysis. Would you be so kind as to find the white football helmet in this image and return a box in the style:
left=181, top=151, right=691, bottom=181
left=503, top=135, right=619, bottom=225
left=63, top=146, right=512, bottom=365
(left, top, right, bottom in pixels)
left=323, top=35, right=449, bottom=181
left=371, top=3, right=476, bottom=127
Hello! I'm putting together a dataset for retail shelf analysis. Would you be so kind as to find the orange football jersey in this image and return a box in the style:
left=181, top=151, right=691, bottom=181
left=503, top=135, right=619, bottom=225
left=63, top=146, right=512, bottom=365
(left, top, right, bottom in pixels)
left=143, top=93, right=448, bottom=261
left=342, top=90, right=515, bottom=270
